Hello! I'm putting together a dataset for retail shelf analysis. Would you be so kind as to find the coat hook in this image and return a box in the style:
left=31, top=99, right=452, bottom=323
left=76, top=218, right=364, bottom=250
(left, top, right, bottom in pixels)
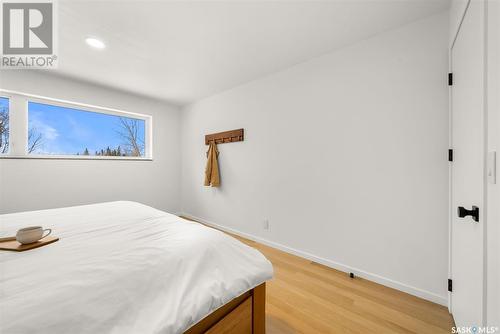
left=205, top=128, right=244, bottom=145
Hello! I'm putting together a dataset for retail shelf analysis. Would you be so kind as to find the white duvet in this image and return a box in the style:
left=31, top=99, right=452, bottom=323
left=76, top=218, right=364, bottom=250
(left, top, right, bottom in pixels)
left=0, top=201, right=273, bottom=334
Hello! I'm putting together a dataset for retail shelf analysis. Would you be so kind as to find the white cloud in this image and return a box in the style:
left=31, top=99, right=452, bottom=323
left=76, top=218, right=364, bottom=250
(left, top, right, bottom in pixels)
left=29, top=116, right=59, bottom=141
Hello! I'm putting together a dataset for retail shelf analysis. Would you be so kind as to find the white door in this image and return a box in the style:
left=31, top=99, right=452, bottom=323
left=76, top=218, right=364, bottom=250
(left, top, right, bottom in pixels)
left=451, top=0, right=485, bottom=327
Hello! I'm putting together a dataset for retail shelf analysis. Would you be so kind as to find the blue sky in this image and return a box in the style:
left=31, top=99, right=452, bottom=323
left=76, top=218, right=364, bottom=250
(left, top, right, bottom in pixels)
left=28, top=102, right=145, bottom=155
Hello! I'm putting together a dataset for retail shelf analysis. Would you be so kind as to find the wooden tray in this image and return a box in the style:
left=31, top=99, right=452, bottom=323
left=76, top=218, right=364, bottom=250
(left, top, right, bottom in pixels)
left=0, top=236, right=59, bottom=252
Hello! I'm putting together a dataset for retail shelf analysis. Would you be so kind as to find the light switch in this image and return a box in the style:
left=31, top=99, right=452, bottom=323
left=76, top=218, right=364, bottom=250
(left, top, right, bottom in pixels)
left=488, top=151, right=496, bottom=184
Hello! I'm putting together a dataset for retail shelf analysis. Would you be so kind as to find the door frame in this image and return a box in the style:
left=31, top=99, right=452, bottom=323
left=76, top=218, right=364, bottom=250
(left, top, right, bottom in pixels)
left=448, top=0, right=489, bottom=325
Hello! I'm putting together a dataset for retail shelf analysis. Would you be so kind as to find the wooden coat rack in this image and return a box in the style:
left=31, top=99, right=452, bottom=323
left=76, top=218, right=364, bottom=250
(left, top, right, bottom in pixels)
left=205, top=128, right=244, bottom=145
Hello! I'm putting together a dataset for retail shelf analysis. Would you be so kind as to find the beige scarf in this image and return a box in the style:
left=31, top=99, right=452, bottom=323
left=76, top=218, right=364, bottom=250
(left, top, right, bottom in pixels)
left=204, top=142, right=220, bottom=187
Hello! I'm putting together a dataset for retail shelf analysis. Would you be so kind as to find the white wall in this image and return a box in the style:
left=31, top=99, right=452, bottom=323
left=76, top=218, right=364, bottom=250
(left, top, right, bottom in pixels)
left=180, top=13, right=450, bottom=304
left=0, top=71, right=181, bottom=214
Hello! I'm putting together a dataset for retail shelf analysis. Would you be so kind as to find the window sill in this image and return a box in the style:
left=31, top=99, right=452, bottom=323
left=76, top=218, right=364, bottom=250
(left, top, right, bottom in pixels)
left=0, top=155, right=153, bottom=161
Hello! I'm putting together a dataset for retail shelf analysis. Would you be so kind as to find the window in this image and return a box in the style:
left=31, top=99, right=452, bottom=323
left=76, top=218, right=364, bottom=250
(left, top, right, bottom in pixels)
left=28, top=102, right=146, bottom=157
left=0, top=97, right=9, bottom=154
left=0, top=91, right=152, bottom=160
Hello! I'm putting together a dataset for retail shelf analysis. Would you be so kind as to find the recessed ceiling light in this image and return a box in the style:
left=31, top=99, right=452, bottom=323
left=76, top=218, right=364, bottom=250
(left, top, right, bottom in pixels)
left=85, top=37, right=106, bottom=49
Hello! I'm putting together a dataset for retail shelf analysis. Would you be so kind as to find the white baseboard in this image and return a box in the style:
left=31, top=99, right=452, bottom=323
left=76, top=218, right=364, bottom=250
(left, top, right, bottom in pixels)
left=180, top=212, right=448, bottom=306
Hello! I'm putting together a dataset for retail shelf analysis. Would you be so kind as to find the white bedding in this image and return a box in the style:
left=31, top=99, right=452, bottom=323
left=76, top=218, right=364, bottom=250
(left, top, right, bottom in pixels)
left=0, top=201, right=273, bottom=334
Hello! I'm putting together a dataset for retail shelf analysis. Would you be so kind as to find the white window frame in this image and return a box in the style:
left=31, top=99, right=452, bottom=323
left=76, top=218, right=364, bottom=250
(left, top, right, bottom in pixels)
left=0, top=89, right=153, bottom=160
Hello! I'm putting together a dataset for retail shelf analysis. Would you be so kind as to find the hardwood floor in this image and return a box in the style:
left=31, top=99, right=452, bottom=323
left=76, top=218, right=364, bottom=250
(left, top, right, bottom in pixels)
left=181, top=217, right=455, bottom=334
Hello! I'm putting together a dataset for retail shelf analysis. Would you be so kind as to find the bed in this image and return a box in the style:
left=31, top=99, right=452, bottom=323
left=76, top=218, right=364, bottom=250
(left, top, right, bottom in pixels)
left=0, top=201, right=273, bottom=333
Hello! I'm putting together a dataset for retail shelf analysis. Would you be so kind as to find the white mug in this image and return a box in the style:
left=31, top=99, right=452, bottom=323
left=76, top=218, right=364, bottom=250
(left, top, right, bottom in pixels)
left=16, top=226, right=52, bottom=245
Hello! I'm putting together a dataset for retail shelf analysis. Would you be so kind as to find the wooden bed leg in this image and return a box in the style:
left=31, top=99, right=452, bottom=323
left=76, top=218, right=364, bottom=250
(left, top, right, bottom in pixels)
left=252, top=283, right=266, bottom=334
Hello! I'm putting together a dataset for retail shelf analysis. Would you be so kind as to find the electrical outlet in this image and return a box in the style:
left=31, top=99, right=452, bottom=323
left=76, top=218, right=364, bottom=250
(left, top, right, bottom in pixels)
left=263, top=219, right=270, bottom=230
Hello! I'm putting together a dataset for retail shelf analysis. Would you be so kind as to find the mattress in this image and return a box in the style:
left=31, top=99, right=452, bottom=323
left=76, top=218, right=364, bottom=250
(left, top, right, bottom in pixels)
left=0, top=201, right=273, bottom=334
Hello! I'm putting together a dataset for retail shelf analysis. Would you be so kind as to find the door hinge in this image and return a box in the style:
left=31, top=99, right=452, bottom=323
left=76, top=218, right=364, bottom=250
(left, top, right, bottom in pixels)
left=449, top=149, right=453, bottom=162
left=448, top=73, right=453, bottom=86
left=448, top=279, right=453, bottom=292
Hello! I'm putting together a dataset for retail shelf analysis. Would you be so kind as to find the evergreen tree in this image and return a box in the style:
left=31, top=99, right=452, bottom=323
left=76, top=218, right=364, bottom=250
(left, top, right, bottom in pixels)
left=83, top=148, right=90, bottom=155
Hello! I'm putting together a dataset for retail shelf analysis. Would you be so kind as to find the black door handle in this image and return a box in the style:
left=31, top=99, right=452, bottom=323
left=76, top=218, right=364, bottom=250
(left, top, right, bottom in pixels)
left=457, top=206, right=479, bottom=222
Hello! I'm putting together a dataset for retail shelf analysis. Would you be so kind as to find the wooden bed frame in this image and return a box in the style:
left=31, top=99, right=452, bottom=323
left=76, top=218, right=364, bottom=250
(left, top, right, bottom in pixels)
left=185, top=283, right=266, bottom=334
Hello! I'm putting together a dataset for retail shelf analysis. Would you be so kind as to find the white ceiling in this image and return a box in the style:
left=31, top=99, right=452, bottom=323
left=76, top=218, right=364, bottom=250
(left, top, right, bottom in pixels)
left=51, top=0, right=449, bottom=106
